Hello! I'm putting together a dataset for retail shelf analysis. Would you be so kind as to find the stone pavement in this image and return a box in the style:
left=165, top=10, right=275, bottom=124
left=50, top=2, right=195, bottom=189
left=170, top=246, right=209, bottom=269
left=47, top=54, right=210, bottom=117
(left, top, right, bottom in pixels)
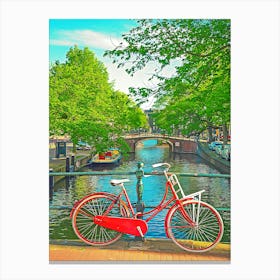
left=49, top=239, right=230, bottom=262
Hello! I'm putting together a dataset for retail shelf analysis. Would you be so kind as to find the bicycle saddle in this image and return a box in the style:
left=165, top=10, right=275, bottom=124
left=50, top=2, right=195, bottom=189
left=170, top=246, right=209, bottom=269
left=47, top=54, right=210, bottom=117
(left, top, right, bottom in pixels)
left=110, top=179, right=130, bottom=186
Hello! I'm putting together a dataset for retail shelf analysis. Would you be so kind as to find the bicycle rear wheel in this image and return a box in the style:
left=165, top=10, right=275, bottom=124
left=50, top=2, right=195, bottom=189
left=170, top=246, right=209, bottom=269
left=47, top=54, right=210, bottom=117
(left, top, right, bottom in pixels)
left=72, top=193, right=129, bottom=246
left=166, top=200, right=224, bottom=252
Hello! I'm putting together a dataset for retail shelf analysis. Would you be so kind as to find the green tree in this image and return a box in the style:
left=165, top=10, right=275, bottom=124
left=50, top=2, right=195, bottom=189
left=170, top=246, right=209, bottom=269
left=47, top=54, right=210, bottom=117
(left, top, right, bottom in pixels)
left=153, top=74, right=230, bottom=140
left=105, top=19, right=230, bottom=143
left=50, top=46, right=148, bottom=152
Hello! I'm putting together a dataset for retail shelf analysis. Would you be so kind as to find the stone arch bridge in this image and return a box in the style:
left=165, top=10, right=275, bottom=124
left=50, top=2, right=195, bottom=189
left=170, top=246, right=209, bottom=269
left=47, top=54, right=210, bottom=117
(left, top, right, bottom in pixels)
left=124, top=133, right=198, bottom=153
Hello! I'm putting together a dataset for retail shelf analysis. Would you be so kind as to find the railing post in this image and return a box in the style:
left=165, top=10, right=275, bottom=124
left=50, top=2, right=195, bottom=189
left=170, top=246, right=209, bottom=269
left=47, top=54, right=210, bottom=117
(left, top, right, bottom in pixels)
left=136, top=162, right=145, bottom=209
left=135, top=161, right=145, bottom=241
left=70, top=155, right=75, bottom=172
left=49, top=168, right=54, bottom=201
left=70, top=155, right=75, bottom=181
left=65, top=156, right=71, bottom=190
left=66, top=156, right=70, bottom=172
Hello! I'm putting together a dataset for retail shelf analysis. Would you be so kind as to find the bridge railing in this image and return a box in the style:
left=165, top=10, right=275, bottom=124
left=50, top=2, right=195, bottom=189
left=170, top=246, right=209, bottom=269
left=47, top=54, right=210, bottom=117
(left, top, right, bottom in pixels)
left=123, top=132, right=196, bottom=141
left=49, top=170, right=230, bottom=178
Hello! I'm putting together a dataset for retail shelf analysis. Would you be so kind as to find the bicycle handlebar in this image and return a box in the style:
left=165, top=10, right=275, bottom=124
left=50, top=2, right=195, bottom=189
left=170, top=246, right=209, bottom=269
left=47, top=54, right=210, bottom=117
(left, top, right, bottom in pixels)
left=152, top=162, right=171, bottom=171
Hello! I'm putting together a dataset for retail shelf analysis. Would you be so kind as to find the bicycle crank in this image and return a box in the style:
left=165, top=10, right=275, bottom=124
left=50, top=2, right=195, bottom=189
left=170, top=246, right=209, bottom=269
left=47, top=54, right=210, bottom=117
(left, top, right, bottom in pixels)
left=93, top=215, right=148, bottom=237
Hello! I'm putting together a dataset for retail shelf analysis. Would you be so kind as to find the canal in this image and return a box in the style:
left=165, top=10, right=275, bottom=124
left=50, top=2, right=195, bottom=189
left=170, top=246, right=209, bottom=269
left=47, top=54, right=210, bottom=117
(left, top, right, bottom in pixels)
left=49, top=139, right=230, bottom=243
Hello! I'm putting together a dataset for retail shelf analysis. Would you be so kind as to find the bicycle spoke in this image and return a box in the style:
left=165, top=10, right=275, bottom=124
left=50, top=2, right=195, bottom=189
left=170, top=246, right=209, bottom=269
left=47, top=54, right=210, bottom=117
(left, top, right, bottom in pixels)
left=77, top=221, right=92, bottom=232
left=77, top=208, right=93, bottom=218
left=199, top=226, right=219, bottom=240
left=197, top=227, right=212, bottom=243
left=169, top=225, right=193, bottom=229
left=199, top=210, right=214, bottom=224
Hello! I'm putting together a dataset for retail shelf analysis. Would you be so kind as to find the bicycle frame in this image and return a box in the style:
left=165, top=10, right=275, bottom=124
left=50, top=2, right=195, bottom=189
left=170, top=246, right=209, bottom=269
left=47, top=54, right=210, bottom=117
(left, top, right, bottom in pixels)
left=108, top=170, right=197, bottom=230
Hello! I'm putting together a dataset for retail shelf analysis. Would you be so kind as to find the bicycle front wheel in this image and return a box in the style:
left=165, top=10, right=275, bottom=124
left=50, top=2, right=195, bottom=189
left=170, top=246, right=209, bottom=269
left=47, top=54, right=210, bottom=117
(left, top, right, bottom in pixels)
left=166, top=200, right=224, bottom=252
left=72, top=194, right=129, bottom=246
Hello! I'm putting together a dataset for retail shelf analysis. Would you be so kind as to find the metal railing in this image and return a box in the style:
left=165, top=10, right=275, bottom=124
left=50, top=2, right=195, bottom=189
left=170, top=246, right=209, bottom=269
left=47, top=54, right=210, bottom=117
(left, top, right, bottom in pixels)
left=49, top=162, right=230, bottom=211
left=49, top=170, right=230, bottom=178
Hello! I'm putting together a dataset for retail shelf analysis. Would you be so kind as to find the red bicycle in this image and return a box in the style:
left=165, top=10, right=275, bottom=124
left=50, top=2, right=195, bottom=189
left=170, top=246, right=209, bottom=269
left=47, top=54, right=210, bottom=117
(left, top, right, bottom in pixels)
left=70, top=163, right=224, bottom=252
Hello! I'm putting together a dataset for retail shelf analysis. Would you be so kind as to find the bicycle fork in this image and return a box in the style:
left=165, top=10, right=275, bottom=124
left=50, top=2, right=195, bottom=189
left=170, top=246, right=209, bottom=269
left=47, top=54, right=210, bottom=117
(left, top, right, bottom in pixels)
left=177, top=199, right=198, bottom=226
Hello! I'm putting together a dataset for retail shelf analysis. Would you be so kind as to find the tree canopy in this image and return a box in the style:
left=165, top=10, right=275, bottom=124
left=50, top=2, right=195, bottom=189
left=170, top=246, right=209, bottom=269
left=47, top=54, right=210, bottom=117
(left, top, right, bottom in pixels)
left=49, top=46, right=148, bottom=152
left=105, top=19, right=230, bottom=141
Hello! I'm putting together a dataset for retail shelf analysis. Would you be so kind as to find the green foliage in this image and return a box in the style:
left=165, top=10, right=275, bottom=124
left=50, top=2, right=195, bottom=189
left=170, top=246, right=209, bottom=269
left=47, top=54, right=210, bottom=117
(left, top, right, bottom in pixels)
left=105, top=19, right=230, bottom=135
left=50, top=46, right=148, bottom=153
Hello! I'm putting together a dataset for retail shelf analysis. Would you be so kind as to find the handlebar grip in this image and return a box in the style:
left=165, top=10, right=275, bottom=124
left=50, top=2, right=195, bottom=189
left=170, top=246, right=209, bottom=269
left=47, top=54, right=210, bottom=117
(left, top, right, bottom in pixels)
left=152, top=163, right=171, bottom=169
left=152, top=163, right=165, bottom=168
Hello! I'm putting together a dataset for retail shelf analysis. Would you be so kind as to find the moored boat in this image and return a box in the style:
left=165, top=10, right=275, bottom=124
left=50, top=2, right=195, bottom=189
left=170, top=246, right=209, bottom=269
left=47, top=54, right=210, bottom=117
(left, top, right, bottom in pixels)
left=88, top=149, right=122, bottom=165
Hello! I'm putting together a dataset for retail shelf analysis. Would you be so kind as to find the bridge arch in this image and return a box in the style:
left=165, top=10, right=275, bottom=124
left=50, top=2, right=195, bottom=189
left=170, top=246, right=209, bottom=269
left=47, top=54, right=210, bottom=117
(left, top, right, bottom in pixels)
left=124, top=133, right=198, bottom=154
left=134, top=137, right=174, bottom=152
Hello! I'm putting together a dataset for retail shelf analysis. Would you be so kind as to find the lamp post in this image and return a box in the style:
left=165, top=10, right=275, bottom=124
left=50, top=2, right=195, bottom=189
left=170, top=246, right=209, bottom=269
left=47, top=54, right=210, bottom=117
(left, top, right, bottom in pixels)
left=135, top=161, right=145, bottom=213
left=135, top=162, right=145, bottom=241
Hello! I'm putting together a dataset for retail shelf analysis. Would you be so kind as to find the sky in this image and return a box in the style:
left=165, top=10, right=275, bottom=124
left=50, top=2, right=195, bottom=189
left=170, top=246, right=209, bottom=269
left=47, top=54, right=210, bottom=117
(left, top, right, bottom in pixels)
left=49, top=19, right=164, bottom=109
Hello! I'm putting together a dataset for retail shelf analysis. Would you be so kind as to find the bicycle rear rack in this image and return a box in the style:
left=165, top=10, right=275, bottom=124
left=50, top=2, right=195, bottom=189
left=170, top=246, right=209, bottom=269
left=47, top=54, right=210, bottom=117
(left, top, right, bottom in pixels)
left=168, top=173, right=205, bottom=201
left=168, top=174, right=186, bottom=199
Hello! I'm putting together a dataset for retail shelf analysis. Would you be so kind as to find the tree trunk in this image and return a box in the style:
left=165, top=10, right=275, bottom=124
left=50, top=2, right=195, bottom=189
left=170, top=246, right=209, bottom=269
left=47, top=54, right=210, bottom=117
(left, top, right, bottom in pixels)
left=207, top=127, right=213, bottom=143
left=72, top=143, right=77, bottom=153
left=222, top=124, right=228, bottom=146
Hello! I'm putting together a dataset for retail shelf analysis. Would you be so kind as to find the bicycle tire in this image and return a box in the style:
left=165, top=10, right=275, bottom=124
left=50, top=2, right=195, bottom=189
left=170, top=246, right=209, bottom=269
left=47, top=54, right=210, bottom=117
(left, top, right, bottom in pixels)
left=72, top=193, right=129, bottom=246
left=166, top=200, right=224, bottom=252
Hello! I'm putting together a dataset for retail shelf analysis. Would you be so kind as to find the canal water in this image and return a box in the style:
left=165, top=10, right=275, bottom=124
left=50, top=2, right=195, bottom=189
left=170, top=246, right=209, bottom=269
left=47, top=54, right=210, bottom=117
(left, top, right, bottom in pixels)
left=49, top=140, right=230, bottom=243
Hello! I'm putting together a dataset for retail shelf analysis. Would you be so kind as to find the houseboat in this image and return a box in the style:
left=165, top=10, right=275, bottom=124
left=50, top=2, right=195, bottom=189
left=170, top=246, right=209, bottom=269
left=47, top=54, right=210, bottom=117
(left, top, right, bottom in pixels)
left=88, top=149, right=122, bottom=165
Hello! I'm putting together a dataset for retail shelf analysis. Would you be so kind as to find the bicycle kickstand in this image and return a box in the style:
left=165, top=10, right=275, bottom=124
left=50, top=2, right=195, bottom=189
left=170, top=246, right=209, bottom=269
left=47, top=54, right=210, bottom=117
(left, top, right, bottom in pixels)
left=136, top=226, right=144, bottom=238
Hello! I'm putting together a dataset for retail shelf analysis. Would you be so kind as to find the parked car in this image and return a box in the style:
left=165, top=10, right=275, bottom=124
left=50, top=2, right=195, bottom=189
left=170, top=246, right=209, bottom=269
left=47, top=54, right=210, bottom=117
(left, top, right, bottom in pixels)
left=208, top=141, right=223, bottom=151
left=221, top=144, right=231, bottom=161
left=215, top=145, right=223, bottom=156
left=77, top=141, right=91, bottom=150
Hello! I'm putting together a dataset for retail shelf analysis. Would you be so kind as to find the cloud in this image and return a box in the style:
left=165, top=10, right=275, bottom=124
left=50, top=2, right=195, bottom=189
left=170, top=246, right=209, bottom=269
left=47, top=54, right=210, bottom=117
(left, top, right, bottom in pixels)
left=103, top=61, right=165, bottom=109
left=50, top=30, right=127, bottom=50
left=49, top=39, right=75, bottom=47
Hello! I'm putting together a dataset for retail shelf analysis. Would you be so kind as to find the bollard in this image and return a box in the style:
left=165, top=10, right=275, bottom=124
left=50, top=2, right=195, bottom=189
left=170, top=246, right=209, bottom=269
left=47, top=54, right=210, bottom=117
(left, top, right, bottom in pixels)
left=66, top=156, right=70, bottom=172
left=70, top=155, right=75, bottom=172
left=135, top=162, right=145, bottom=241
left=70, top=155, right=75, bottom=179
left=49, top=169, right=54, bottom=201
left=55, top=142, right=60, bottom=158
left=65, top=157, right=70, bottom=189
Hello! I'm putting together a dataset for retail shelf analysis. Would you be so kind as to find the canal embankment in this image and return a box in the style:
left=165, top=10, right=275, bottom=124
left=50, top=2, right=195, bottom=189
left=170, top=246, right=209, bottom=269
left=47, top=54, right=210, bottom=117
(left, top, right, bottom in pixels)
left=49, top=145, right=91, bottom=183
left=197, top=141, right=230, bottom=174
